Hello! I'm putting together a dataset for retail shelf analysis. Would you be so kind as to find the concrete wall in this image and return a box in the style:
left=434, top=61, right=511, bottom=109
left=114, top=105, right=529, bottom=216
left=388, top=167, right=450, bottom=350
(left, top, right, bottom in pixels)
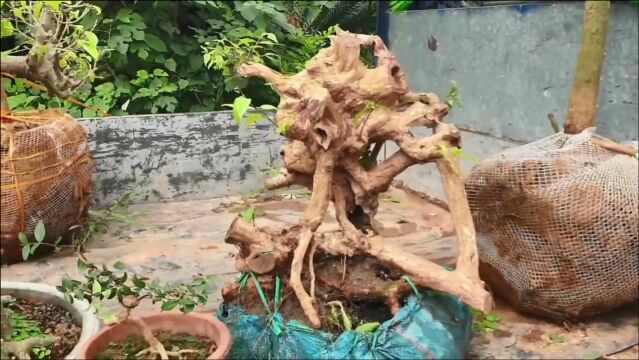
left=84, top=111, right=510, bottom=206
left=387, top=1, right=639, bottom=143
left=85, top=111, right=284, bottom=206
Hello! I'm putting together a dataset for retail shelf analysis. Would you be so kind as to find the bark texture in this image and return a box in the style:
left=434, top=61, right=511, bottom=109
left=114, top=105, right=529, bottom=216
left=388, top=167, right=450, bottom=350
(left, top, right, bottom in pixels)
left=564, top=1, right=611, bottom=134
left=224, top=28, right=492, bottom=328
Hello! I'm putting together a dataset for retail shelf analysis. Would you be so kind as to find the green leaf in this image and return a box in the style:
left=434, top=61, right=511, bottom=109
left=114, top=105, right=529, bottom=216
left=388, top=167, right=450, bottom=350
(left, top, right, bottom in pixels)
left=153, top=68, right=168, bottom=77
left=101, top=313, right=118, bottom=324
left=61, top=279, right=78, bottom=290
left=85, top=31, right=98, bottom=46
left=77, top=258, right=88, bottom=272
left=131, top=29, right=145, bottom=41
left=161, top=300, right=178, bottom=311
left=181, top=301, right=195, bottom=313
left=0, top=19, right=13, bottom=37
left=116, top=8, right=132, bottom=23
left=340, top=306, right=352, bottom=331
left=245, top=113, right=263, bottom=126
left=264, top=32, right=278, bottom=43
left=138, top=48, right=149, bottom=59
left=132, top=276, right=146, bottom=289
left=92, top=280, right=102, bottom=294
left=136, top=69, right=149, bottom=79
left=165, top=58, right=177, bottom=72
left=355, top=322, right=380, bottom=333
left=33, top=1, right=45, bottom=19
left=116, top=43, right=129, bottom=55
left=177, top=79, right=189, bottom=89
left=237, top=3, right=259, bottom=22
left=18, top=233, right=29, bottom=245
left=83, top=32, right=99, bottom=60
left=258, top=104, right=277, bottom=111
left=22, top=244, right=31, bottom=261
left=12, top=6, right=24, bottom=21
left=34, top=220, right=46, bottom=243
left=242, top=206, right=256, bottom=223
left=101, top=289, right=112, bottom=299
left=144, top=33, right=167, bottom=52
left=189, top=54, right=204, bottom=71
left=113, top=261, right=126, bottom=270
left=232, top=96, right=251, bottom=126
left=277, top=123, right=291, bottom=136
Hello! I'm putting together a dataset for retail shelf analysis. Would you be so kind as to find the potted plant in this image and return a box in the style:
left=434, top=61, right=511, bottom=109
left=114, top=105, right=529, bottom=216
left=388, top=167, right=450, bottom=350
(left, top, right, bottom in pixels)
left=1, top=281, right=101, bottom=360
left=59, top=259, right=231, bottom=359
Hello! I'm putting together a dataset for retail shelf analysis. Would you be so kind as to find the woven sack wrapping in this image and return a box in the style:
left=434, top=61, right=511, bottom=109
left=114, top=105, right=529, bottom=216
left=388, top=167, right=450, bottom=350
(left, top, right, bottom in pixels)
left=1, top=109, right=93, bottom=264
left=465, top=130, right=638, bottom=319
left=218, top=292, right=473, bottom=359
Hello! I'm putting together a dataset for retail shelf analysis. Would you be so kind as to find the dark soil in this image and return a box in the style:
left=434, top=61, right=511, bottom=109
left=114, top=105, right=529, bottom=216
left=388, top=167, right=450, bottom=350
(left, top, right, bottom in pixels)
left=227, top=255, right=408, bottom=334
left=95, top=331, right=215, bottom=360
left=7, top=298, right=80, bottom=360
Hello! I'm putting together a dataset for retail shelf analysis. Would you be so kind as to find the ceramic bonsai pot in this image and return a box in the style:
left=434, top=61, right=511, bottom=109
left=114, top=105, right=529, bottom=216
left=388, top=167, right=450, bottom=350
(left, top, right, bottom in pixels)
left=1, top=281, right=102, bottom=359
left=74, top=312, right=231, bottom=359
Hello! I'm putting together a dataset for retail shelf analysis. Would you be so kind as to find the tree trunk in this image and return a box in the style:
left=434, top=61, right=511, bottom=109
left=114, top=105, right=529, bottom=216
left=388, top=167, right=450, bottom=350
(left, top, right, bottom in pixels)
left=564, top=1, right=611, bottom=134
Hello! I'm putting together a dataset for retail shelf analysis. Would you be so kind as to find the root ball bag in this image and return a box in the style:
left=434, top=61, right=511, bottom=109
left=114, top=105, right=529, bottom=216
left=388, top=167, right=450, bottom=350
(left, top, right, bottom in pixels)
left=1, top=109, right=93, bottom=264
left=465, top=130, right=638, bottom=319
left=217, top=292, right=473, bottom=359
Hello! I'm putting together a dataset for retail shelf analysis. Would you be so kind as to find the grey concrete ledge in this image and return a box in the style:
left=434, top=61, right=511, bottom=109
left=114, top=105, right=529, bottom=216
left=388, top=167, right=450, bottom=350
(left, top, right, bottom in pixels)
left=82, top=111, right=284, bottom=206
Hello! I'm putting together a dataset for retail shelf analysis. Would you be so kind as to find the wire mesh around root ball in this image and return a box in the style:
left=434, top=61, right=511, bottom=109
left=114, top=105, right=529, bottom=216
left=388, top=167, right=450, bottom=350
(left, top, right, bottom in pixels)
left=465, top=130, right=638, bottom=320
left=1, top=109, right=93, bottom=264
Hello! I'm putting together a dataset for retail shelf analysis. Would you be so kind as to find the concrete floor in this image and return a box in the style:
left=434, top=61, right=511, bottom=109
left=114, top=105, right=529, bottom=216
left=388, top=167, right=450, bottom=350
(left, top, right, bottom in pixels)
left=2, top=185, right=637, bottom=359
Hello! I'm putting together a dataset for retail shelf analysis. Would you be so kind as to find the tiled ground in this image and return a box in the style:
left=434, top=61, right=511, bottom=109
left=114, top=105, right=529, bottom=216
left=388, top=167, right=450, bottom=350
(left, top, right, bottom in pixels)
left=2, top=185, right=636, bottom=359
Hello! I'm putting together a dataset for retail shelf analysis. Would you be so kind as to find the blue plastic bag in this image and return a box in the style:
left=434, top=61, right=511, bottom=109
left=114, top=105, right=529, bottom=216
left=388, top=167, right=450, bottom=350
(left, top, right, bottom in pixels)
left=217, top=289, right=473, bottom=359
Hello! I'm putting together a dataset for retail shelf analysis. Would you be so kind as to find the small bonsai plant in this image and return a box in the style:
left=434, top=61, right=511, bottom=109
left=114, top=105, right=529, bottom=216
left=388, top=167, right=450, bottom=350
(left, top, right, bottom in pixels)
left=1, top=296, right=59, bottom=360
left=58, top=258, right=218, bottom=359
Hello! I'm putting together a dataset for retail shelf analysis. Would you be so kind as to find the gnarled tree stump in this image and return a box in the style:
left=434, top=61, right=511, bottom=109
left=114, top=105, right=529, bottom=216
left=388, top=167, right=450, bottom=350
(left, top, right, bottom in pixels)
left=224, top=28, right=492, bottom=329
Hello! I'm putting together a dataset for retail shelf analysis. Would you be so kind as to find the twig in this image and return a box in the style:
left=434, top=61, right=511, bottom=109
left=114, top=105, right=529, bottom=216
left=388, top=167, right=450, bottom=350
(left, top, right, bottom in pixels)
left=548, top=113, right=561, bottom=133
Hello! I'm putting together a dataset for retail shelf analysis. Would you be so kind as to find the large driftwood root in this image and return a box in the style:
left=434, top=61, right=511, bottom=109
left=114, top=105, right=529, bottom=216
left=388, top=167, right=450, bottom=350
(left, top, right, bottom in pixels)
left=226, top=218, right=492, bottom=327
left=224, top=28, right=491, bottom=328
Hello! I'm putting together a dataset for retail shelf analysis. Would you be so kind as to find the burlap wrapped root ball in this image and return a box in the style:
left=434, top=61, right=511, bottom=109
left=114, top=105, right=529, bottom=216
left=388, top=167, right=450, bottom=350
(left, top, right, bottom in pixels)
left=465, top=130, right=638, bottom=319
left=1, top=109, right=93, bottom=264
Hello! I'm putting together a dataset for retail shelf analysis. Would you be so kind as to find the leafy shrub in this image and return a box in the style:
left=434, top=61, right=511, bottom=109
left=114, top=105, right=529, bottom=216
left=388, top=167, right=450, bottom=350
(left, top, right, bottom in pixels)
left=1, top=1, right=376, bottom=117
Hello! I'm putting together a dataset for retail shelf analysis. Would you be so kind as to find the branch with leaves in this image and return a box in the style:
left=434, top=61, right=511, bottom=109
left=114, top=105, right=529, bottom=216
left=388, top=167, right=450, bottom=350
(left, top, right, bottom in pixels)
left=18, top=193, right=135, bottom=262
left=58, top=259, right=216, bottom=360
left=0, top=0, right=102, bottom=110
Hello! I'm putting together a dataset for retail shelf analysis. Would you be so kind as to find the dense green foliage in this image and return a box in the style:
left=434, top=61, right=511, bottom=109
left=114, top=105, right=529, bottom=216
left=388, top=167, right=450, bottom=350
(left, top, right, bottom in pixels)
left=1, top=1, right=376, bottom=117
